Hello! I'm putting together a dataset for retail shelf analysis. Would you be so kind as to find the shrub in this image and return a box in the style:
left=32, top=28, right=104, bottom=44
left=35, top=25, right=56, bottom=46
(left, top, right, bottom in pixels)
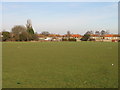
left=2, top=31, right=11, bottom=41
left=62, top=38, right=68, bottom=41
left=89, top=39, right=95, bottom=41
left=68, top=38, right=76, bottom=41
left=81, top=34, right=90, bottom=41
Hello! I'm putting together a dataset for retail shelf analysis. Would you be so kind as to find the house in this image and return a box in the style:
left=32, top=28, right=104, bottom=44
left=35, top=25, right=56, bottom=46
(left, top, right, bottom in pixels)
left=104, top=34, right=120, bottom=40
left=103, top=34, right=120, bottom=42
left=71, top=34, right=83, bottom=41
left=90, top=34, right=102, bottom=41
left=37, top=34, right=63, bottom=41
left=90, top=34, right=120, bottom=42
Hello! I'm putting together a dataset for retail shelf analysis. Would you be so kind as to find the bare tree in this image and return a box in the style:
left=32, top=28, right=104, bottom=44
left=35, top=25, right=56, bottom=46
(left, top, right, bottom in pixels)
left=101, top=30, right=106, bottom=36
left=11, top=25, right=27, bottom=41
left=95, top=31, right=100, bottom=35
left=67, top=31, right=71, bottom=38
left=85, top=31, right=93, bottom=35
left=12, top=25, right=27, bottom=34
left=101, top=30, right=106, bottom=41
left=41, top=31, right=50, bottom=36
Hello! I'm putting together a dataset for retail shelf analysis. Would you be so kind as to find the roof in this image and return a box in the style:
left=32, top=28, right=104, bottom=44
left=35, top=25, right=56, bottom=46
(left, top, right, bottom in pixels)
left=71, top=34, right=82, bottom=37
left=48, top=34, right=62, bottom=37
left=104, top=34, right=120, bottom=37
left=90, top=34, right=100, bottom=37
left=90, top=34, right=120, bottom=37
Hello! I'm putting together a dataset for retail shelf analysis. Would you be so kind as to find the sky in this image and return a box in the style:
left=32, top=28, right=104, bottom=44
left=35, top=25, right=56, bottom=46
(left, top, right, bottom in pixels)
left=1, top=2, right=118, bottom=34
left=2, top=0, right=120, bottom=2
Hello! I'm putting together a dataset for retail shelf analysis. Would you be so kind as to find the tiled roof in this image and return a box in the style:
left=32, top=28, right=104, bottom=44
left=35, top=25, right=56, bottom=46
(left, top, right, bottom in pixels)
left=71, top=34, right=82, bottom=37
left=104, top=34, right=119, bottom=37
left=90, top=34, right=100, bottom=37
left=90, top=34, right=120, bottom=37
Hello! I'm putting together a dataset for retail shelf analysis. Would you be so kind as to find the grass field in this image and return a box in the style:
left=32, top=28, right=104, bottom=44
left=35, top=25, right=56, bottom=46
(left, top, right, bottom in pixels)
left=2, top=42, right=118, bottom=88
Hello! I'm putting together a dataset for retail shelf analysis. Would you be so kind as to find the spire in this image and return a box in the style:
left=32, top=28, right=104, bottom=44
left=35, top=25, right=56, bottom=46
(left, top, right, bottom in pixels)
left=26, top=19, right=32, bottom=29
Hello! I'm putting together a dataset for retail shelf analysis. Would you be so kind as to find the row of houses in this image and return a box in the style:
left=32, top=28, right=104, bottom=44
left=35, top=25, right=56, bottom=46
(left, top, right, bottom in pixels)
left=90, top=34, right=120, bottom=42
left=37, top=34, right=120, bottom=42
left=1, top=31, right=120, bottom=42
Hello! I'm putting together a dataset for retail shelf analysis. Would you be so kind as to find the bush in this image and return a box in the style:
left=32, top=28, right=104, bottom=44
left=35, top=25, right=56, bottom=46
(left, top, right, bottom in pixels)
left=19, top=32, right=28, bottom=41
left=62, top=38, right=68, bottom=41
left=32, top=34, right=39, bottom=41
left=89, top=39, right=95, bottom=41
left=62, top=38, right=76, bottom=41
left=68, top=38, right=76, bottom=41
left=27, top=28, right=34, bottom=34
left=2, top=31, right=11, bottom=41
left=81, top=34, right=90, bottom=41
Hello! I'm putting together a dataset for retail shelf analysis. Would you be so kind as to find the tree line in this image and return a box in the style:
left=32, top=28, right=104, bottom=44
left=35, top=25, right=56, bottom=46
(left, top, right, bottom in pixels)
left=81, top=30, right=109, bottom=41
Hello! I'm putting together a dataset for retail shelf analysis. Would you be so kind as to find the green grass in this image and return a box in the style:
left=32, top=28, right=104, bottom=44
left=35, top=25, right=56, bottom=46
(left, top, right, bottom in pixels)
left=2, top=42, right=118, bottom=88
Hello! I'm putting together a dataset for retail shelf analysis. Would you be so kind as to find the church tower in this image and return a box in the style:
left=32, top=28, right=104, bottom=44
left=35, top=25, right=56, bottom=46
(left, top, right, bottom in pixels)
left=26, top=19, right=34, bottom=34
left=26, top=19, right=32, bottom=29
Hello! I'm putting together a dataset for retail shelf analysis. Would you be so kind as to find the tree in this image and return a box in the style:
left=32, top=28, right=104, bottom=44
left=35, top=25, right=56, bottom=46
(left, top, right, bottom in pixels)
left=81, top=31, right=91, bottom=41
left=19, top=32, right=29, bottom=41
left=32, top=34, right=39, bottom=41
left=27, top=28, right=34, bottom=34
left=12, top=34, right=20, bottom=41
left=95, top=31, right=100, bottom=35
left=80, top=34, right=90, bottom=41
left=11, top=25, right=27, bottom=41
left=101, top=30, right=106, bottom=36
left=41, top=31, right=50, bottom=36
left=85, top=31, right=93, bottom=35
left=2, top=31, right=11, bottom=41
left=67, top=31, right=71, bottom=38
left=101, top=30, right=106, bottom=41
left=12, top=25, right=27, bottom=34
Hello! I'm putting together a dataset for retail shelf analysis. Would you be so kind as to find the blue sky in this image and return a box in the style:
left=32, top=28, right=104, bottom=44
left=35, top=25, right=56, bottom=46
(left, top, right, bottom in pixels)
left=2, top=2, right=118, bottom=34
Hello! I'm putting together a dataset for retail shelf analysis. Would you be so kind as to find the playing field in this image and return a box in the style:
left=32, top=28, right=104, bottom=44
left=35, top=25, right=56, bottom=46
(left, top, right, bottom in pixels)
left=2, top=42, right=118, bottom=88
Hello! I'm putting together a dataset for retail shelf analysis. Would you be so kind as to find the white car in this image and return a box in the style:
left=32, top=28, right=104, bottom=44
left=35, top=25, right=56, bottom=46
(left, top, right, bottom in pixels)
left=44, top=38, right=52, bottom=41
